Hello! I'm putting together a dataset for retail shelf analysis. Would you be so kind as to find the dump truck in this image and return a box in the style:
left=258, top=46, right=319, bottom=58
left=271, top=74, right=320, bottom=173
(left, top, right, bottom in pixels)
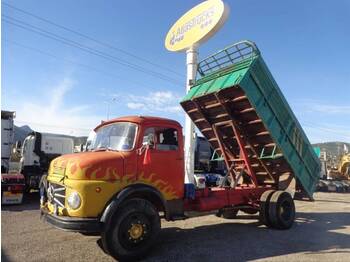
left=40, top=41, right=320, bottom=261
left=339, top=153, right=350, bottom=178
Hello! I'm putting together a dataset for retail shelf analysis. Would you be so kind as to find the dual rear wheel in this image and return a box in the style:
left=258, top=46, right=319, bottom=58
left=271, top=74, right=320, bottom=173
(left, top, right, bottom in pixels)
left=260, top=190, right=295, bottom=229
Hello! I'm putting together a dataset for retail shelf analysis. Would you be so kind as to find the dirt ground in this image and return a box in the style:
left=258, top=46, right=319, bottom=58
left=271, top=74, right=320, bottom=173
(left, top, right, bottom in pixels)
left=2, top=192, right=350, bottom=262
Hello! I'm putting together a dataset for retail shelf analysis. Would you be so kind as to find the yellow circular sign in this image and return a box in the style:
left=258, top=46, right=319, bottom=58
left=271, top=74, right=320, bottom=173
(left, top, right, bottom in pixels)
left=165, top=0, right=229, bottom=52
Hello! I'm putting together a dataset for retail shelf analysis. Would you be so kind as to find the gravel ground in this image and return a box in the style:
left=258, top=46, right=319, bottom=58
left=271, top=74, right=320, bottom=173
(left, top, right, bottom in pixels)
left=2, top=192, right=350, bottom=262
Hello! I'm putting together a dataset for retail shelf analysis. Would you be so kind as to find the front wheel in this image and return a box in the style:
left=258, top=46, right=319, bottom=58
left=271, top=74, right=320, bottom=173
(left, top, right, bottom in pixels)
left=102, top=198, right=160, bottom=261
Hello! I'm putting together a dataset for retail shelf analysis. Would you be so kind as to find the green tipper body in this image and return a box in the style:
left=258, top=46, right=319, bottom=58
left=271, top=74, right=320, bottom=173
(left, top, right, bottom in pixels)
left=181, top=41, right=320, bottom=198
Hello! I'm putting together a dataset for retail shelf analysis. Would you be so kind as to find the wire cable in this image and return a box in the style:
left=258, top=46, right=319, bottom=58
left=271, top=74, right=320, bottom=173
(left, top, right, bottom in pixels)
left=2, top=38, right=158, bottom=90
left=2, top=15, right=183, bottom=86
left=2, top=2, right=184, bottom=77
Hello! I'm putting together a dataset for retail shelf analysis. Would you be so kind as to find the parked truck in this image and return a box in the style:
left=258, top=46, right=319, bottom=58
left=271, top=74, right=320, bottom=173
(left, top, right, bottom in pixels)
left=1, top=110, right=15, bottom=173
left=20, top=132, right=74, bottom=191
left=40, top=41, right=320, bottom=261
left=1, top=110, right=25, bottom=204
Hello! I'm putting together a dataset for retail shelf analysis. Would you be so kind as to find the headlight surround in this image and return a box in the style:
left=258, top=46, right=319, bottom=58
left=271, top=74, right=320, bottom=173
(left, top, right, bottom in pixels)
left=67, top=191, right=81, bottom=210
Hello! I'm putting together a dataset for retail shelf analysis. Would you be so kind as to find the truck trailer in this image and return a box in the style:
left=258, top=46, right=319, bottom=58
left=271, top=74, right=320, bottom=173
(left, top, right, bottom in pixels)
left=1, top=110, right=15, bottom=173
left=40, top=41, right=320, bottom=261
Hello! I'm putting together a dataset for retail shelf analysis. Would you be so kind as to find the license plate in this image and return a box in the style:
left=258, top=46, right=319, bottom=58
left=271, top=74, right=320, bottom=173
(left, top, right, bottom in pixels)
left=2, top=192, right=23, bottom=204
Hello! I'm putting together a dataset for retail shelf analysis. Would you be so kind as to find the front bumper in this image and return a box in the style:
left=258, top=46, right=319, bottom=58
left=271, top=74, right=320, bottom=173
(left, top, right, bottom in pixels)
left=41, top=207, right=102, bottom=233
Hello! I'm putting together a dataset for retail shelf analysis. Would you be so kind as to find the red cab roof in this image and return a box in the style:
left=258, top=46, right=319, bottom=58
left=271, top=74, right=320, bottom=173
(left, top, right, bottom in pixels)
left=94, top=116, right=182, bottom=131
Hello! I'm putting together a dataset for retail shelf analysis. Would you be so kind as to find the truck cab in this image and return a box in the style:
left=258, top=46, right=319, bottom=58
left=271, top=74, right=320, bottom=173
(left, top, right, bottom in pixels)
left=20, top=132, right=74, bottom=190
left=41, top=116, right=188, bottom=259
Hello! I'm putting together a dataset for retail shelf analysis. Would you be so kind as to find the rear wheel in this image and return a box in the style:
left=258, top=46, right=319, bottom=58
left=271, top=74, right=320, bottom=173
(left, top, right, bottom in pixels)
left=218, top=208, right=238, bottom=219
left=268, top=191, right=295, bottom=229
left=259, top=190, right=275, bottom=227
left=102, top=198, right=160, bottom=261
left=240, top=208, right=258, bottom=215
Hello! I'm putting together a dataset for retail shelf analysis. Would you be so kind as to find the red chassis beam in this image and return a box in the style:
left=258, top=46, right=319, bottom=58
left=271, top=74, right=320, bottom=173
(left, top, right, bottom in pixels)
left=184, top=186, right=272, bottom=212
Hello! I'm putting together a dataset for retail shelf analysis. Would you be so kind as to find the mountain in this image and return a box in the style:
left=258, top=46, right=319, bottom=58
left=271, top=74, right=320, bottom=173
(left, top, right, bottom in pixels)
left=13, top=125, right=87, bottom=146
left=14, top=125, right=33, bottom=143
left=312, top=142, right=350, bottom=158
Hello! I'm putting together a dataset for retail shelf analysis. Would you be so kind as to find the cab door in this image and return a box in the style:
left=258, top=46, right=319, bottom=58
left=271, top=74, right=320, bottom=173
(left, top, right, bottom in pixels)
left=137, top=126, right=184, bottom=199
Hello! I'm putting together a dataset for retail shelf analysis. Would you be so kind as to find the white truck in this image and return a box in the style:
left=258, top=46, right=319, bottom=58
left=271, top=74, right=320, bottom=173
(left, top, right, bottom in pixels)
left=1, top=110, right=15, bottom=173
left=20, top=132, right=74, bottom=190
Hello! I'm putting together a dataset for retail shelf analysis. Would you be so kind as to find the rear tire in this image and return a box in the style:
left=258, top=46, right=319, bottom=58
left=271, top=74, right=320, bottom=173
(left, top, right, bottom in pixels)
left=268, top=191, right=295, bottom=229
left=220, top=209, right=238, bottom=219
left=102, top=198, right=160, bottom=261
left=240, top=208, right=258, bottom=215
left=259, top=190, right=275, bottom=227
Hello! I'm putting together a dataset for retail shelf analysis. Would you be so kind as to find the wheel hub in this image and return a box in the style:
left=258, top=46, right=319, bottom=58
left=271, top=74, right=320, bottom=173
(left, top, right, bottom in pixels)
left=128, top=223, right=144, bottom=240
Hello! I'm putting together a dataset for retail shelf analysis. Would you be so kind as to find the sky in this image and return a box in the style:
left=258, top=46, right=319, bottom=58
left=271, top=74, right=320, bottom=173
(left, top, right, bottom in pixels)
left=2, top=0, right=350, bottom=143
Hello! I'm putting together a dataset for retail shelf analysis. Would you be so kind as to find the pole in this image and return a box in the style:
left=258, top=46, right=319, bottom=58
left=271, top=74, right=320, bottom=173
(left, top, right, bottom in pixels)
left=184, top=46, right=198, bottom=184
left=107, top=103, right=110, bottom=120
left=106, top=97, right=116, bottom=120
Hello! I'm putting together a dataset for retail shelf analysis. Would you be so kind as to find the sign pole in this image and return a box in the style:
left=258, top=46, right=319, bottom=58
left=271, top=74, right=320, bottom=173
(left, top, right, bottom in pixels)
left=184, top=46, right=198, bottom=184
left=164, top=0, right=229, bottom=184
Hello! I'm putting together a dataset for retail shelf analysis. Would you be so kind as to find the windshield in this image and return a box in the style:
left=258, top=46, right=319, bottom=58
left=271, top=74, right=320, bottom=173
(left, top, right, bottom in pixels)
left=90, top=122, right=137, bottom=151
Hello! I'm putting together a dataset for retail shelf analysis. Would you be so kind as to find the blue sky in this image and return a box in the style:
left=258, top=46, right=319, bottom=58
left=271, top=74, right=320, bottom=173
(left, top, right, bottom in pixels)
left=2, top=0, right=350, bottom=143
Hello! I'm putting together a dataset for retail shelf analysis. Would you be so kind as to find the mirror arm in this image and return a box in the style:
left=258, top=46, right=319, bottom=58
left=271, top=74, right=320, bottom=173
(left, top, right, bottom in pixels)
left=138, top=144, right=147, bottom=155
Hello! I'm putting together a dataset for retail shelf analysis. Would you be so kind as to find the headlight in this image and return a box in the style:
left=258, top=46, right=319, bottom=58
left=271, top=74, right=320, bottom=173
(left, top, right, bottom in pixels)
left=67, top=191, right=81, bottom=210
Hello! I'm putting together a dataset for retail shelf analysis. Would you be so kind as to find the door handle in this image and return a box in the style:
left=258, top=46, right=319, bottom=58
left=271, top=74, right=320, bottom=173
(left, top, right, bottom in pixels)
left=176, top=157, right=183, bottom=160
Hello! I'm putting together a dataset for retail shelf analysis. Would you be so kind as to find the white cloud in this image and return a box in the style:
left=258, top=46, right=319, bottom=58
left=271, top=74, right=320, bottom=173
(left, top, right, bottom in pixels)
left=127, top=102, right=145, bottom=110
left=12, top=77, right=101, bottom=136
left=303, top=124, right=350, bottom=144
left=49, top=77, right=73, bottom=113
left=295, top=100, right=350, bottom=115
left=126, top=91, right=182, bottom=114
left=309, top=104, right=350, bottom=115
left=291, top=100, right=350, bottom=143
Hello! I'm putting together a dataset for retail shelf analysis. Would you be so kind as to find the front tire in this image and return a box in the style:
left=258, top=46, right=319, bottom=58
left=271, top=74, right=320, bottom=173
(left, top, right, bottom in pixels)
left=102, top=198, right=160, bottom=261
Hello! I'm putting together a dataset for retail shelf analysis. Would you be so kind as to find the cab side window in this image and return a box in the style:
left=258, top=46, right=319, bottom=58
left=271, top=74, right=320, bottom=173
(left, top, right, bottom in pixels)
left=156, top=128, right=178, bottom=151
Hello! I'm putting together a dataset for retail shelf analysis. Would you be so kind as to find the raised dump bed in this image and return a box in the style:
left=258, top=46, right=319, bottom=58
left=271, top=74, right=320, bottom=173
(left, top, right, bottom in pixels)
left=181, top=40, right=320, bottom=198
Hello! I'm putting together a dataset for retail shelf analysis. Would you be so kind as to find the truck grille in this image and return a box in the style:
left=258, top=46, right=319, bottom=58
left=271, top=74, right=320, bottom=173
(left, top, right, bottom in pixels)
left=47, top=182, right=66, bottom=208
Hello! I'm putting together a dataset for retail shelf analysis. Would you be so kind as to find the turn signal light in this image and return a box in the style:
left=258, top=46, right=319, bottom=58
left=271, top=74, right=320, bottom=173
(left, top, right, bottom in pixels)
left=95, top=187, right=102, bottom=193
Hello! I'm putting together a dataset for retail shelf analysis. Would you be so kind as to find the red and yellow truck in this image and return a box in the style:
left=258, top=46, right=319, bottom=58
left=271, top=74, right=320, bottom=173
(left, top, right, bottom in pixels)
left=40, top=41, right=320, bottom=261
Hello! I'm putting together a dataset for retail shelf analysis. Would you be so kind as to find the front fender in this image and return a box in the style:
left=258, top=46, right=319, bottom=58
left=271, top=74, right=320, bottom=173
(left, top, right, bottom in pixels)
left=100, top=184, right=167, bottom=224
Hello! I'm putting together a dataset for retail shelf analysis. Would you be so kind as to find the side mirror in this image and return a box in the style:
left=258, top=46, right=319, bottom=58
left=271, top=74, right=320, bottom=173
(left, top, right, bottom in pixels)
left=138, top=134, right=154, bottom=155
left=142, top=134, right=154, bottom=148
left=85, top=141, right=92, bottom=151
left=15, top=140, right=22, bottom=149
